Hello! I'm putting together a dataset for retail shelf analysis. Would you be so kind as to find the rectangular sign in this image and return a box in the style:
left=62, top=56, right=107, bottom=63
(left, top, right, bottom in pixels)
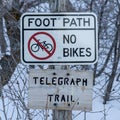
left=28, top=69, right=93, bottom=110
left=21, top=13, right=98, bottom=65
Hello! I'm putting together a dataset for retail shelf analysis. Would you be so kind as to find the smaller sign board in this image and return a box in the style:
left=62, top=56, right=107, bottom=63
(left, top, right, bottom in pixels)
left=28, top=69, right=93, bottom=110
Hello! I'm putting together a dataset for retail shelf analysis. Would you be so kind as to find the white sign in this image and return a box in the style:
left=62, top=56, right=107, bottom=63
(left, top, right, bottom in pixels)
left=21, top=13, right=98, bottom=65
left=28, top=69, right=93, bottom=110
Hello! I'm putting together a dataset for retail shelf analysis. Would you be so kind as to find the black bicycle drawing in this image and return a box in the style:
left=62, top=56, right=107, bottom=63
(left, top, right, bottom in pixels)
left=31, top=39, right=53, bottom=52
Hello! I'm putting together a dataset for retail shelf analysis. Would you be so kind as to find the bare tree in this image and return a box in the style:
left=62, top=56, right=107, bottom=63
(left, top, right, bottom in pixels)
left=1, top=0, right=120, bottom=119
left=103, top=0, right=120, bottom=103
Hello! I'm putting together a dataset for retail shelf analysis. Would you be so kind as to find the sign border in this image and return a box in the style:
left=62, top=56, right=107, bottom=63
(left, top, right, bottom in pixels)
left=21, top=13, right=98, bottom=65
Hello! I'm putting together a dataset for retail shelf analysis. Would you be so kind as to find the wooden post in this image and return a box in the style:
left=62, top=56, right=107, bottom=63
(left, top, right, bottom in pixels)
left=53, top=109, right=72, bottom=120
left=50, top=1, right=72, bottom=120
left=49, top=66, right=72, bottom=120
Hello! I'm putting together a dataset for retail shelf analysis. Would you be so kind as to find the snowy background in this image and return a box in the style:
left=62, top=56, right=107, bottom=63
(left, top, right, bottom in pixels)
left=0, top=0, right=120, bottom=120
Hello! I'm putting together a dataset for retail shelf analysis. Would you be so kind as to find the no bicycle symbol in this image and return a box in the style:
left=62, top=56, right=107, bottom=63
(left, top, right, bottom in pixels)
left=28, top=32, right=56, bottom=60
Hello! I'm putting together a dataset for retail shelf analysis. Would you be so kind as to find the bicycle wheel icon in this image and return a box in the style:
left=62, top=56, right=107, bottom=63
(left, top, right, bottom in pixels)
left=31, top=43, right=39, bottom=52
left=28, top=32, right=56, bottom=60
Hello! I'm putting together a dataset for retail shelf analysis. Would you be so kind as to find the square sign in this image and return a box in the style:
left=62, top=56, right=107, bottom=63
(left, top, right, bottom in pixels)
left=28, top=69, right=93, bottom=110
left=21, top=13, right=98, bottom=65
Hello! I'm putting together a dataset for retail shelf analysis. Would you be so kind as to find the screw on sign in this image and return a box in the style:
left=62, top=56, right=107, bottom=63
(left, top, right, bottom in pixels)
left=28, top=32, right=56, bottom=60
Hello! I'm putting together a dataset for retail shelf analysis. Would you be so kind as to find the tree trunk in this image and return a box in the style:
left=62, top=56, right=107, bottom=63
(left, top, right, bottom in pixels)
left=0, top=1, right=20, bottom=86
left=103, top=15, right=120, bottom=104
left=0, top=0, right=6, bottom=55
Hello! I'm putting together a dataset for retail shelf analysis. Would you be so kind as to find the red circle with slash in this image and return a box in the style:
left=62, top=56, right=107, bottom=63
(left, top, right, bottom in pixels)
left=28, top=32, right=56, bottom=60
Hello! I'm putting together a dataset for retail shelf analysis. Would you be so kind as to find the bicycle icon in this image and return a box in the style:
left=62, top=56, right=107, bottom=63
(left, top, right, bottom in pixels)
left=31, top=39, right=53, bottom=52
left=28, top=32, right=56, bottom=60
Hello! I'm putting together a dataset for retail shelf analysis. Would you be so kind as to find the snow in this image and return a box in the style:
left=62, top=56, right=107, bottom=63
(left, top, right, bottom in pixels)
left=72, top=95, right=120, bottom=120
left=0, top=64, right=120, bottom=120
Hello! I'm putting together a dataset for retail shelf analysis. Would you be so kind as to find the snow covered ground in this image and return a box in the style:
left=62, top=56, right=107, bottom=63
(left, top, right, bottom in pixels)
left=0, top=64, right=120, bottom=120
